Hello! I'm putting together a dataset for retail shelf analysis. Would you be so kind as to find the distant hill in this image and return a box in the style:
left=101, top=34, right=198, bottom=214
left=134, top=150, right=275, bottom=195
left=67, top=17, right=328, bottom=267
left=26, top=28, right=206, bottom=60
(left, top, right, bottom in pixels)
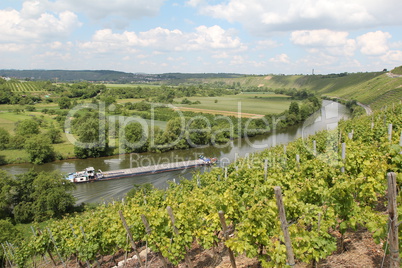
left=0, top=69, right=245, bottom=83
left=0, top=69, right=153, bottom=83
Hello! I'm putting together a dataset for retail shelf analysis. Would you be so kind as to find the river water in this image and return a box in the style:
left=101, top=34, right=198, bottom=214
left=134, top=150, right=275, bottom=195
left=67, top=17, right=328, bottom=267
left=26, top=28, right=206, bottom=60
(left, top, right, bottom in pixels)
left=0, top=100, right=350, bottom=204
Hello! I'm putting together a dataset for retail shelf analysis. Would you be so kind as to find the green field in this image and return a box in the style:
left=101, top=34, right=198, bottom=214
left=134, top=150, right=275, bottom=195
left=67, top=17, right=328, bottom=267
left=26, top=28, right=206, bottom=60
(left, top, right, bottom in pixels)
left=174, top=93, right=292, bottom=115
left=0, top=112, right=35, bottom=133
left=196, top=69, right=402, bottom=109
left=106, top=83, right=162, bottom=89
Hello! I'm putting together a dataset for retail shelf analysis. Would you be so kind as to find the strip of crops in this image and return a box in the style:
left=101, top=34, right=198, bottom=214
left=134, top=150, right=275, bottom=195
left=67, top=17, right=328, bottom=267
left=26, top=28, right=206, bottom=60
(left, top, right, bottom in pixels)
left=6, top=82, right=41, bottom=92
left=5, top=103, right=402, bottom=267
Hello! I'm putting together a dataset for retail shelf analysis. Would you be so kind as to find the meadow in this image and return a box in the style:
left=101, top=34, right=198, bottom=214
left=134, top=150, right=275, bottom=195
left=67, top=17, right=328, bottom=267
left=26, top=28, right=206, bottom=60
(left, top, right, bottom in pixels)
left=174, top=93, right=292, bottom=116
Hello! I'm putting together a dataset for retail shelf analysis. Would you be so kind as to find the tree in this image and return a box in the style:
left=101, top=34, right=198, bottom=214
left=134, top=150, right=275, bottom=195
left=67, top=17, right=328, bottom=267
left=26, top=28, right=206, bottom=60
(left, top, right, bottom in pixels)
left=15, top=119, right=40, bottom=136
left=11, top=170, right=76, bottom=223
left=58, top=96, right=72, bottom=109
left=46, top=127, right=62, bottom=144
left=24, top=136, right=55, bottom=164
left=289, top=101, right=300, bottom=115
left=121, top=122, right=148, bottom=153
left=0, top=128, right=10, bottom=149
left=186, top=117, right=211, bottom=147
left=100, top=95, right=116, bottom=107
left=29, top=171, right=76, bottom=221
left=0, top=170, right=16, bottom=219
left=73, top=114, right=109, bottom=158
left=163, top=117, right=189, bottom=150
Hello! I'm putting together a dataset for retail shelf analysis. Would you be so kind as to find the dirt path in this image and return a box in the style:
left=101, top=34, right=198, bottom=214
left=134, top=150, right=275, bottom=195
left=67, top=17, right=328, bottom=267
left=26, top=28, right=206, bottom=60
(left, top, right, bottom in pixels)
left=386, top=72, right=402, bottom=78
left=357, top=102, right=373, bottom=115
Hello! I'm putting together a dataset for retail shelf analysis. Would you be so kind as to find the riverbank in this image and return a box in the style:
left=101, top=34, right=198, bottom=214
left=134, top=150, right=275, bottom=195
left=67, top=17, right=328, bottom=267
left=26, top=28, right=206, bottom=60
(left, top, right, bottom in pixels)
left=0, top=95, right=322, bottom=166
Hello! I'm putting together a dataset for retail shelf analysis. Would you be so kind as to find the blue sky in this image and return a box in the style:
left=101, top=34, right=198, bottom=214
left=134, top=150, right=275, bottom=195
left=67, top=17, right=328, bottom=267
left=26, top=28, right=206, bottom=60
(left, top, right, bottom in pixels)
left=1, top=0, right=402, bottom=74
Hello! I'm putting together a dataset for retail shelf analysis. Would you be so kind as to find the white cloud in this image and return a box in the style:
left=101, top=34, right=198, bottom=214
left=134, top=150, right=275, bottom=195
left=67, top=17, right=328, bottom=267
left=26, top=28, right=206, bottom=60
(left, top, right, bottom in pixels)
left=52, top=0, right=166, bottom=20
left=255, top=40, right=281, bottom=50
left=0, top=6, right=81, bottom=43
left=291, top=29, right=357, bottom=57
left=188, top=25, right=243, bottom=50
left=357, top=31, right=391, bottom=55
left=186, top=0, right=205, bottom=7
left=198, top=0, right=402, bottom=34
left=381, top=50, right=402, bottom=62
left=291, top=30, right=350, bottom=47
left=269, top=54, right=290, bottom=64
left=230, top=55, right=245, bottom=65
left=79, top=25, right=245, bottom=53
left=0, top=43, right=28, bottom=52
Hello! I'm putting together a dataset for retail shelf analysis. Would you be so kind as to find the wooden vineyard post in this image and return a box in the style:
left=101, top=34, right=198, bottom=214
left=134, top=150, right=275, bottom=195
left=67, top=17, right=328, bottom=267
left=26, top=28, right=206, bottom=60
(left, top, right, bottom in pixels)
left=274, top=186, right=295, bottom=267
left=166, top=206, right=193, bottom=268
left=388, top=124, right=393, bottom=142
left=341, top=142, right=346, bottom=173
left=283, top=145, right=287, bottom=165
left=1, top=243, right=12, bottom=268
left=69, top=224, right=91, bottom=268
left=118, top=211, right=144, bottom=267
left=313, top=140, right=317, bottom=156
left=38, top=229, right=57, bottom=266
left=140, top=214, right=168, bottom=268
left=47, top=228, right=67, bottom=268
left=399, top=131, right=402, bottom=146
left=218, top=211, right=237, bottom=268
left=387, top=172, right=399, bottom=268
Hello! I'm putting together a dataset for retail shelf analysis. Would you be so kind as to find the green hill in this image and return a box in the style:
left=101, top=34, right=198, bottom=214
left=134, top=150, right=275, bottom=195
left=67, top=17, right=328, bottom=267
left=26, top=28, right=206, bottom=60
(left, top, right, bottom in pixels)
left=196, top=67, right=402, bottom=109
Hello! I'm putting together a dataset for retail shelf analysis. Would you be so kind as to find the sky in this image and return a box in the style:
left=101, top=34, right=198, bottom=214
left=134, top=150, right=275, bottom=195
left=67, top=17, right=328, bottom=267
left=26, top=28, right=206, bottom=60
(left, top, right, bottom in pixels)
left=1, top=0, right=402, bottom=75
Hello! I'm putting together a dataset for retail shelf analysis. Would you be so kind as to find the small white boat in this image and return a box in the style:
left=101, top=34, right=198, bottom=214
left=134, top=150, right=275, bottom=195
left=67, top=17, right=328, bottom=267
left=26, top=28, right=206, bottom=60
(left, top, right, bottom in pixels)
left=66, top=167, right=103, bottom=183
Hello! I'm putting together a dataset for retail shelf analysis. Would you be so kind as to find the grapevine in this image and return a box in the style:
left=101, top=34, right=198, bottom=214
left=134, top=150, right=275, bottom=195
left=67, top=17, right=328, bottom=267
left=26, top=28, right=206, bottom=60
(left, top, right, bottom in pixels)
left=7, top=102, right=402, bottom=267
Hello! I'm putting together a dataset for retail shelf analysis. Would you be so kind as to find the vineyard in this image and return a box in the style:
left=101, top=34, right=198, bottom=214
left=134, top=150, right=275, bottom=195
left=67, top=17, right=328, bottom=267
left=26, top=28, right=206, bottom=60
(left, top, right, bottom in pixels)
left=3, top=103, right=402, bottom=267
left=5, top=82, right=42, bottom=92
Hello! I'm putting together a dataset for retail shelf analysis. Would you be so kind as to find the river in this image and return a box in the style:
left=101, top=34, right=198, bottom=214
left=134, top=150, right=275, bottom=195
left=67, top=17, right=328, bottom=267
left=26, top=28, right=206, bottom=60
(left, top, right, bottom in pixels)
left=0, top=100, right=350, bottom=204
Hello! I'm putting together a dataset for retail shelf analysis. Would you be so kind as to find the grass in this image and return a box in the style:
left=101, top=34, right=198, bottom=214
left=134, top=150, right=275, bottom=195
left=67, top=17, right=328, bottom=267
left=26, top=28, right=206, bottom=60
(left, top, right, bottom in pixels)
left=391, top=66, right=402, bottom=75
left=116, top=98, right=145, bottom=104
left=0, top=112, right=34, bottom=133
left=0, top=149, right=30, bottom=163
left=106, top=84, right=162, bottom=89
left=174, top=93, right=292, bottom=115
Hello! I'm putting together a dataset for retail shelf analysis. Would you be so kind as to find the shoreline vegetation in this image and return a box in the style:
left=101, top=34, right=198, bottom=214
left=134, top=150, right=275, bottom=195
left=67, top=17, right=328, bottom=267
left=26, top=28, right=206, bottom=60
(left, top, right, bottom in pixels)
left=0, top=77, right=321, bottom=165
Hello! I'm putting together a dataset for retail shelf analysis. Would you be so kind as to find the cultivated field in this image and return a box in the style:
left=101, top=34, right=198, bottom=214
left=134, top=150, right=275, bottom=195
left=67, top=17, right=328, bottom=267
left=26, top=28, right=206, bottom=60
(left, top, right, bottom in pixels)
left=5, top=81, right=42, bottom=92
left=174, top=93, right=292, bottom=115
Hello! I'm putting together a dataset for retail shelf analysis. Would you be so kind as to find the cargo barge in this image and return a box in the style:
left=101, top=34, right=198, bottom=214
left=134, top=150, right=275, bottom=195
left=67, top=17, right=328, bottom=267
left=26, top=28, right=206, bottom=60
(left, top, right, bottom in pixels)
left=66, top=156, right=217, bottom=183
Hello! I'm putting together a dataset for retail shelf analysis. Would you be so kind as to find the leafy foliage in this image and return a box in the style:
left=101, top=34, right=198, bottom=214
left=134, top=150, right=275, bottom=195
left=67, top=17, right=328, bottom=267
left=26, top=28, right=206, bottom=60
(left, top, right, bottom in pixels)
left=7, top=102, right=402, bottom=267
left=24, top=136, right=55, bottom=164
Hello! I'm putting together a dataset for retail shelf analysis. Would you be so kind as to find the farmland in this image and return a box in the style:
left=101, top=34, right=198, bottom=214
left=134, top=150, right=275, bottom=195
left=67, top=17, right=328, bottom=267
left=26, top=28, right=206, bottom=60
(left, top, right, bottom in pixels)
left=174, top=93, right=292, bottom=115
left=4, top=81, right=43, bottom=92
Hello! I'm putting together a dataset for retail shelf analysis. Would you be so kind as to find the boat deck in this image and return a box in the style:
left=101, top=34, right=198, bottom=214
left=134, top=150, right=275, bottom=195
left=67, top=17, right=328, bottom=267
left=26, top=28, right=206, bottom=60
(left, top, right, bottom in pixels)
left=100, top=159, right=207, bottom=180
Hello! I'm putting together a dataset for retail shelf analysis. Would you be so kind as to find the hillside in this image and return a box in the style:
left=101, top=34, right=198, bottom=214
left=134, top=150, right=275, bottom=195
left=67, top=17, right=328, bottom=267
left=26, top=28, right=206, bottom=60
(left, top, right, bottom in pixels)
left=196, top=68, right=402, bottom=109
